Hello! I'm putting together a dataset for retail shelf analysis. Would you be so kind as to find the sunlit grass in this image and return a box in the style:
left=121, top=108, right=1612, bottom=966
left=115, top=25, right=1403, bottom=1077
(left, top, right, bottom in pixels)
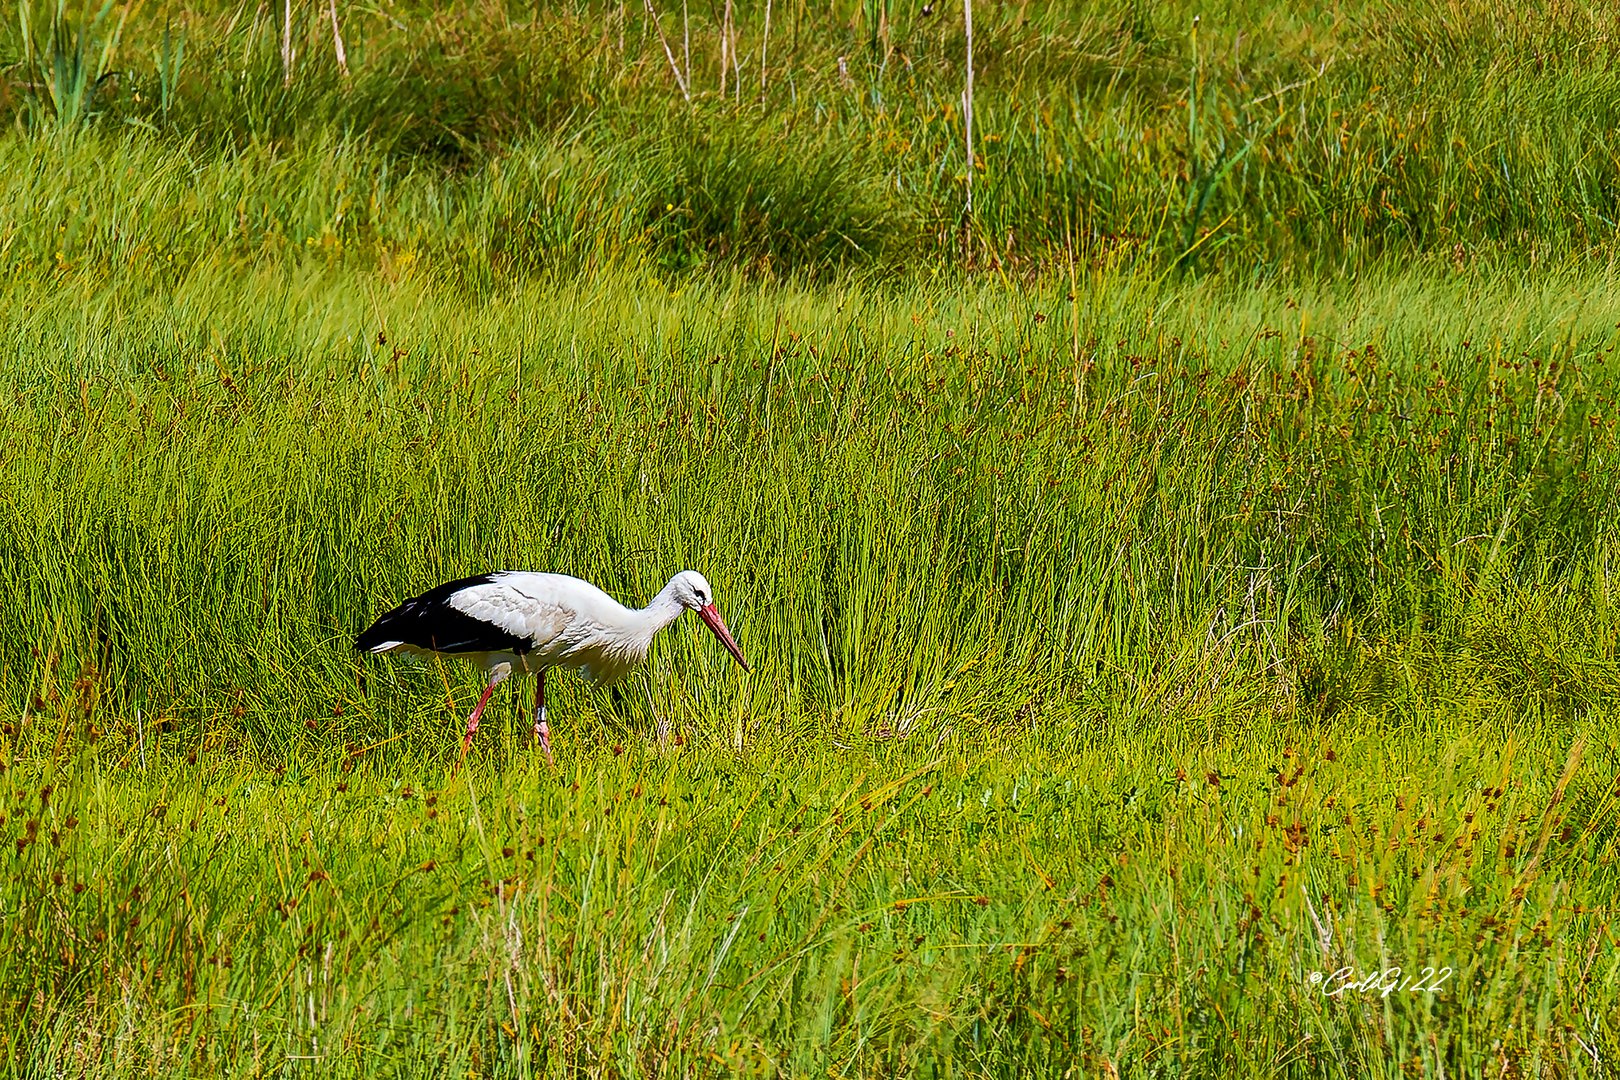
left=4, top=705, right=1616, bottom=1075
left=1, top=0, right=1619, bottom=1070
left=0, top=702, right=1613, bottom=1075
left=6, top=264, right=1620, bottom=755
left=1, top=262, right=1619, bottom=1073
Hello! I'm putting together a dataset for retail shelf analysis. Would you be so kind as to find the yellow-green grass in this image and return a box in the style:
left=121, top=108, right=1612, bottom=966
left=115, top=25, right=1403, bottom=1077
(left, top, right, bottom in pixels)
left=4, top=2, right=1620, bottom=1064
left=2, top=261, right=1619, bottom=1073
left=3, top=716, right=1613, bottom=1075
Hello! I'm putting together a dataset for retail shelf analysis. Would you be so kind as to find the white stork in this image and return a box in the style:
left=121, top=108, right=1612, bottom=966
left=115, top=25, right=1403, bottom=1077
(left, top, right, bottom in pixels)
left=355, top=570, right=749, bottom=762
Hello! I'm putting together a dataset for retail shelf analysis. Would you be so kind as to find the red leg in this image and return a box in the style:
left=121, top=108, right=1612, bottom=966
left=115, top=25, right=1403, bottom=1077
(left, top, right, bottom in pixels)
left=459, top=666, right=510, bottom=761
left=532, top=669, right=553, bottom=766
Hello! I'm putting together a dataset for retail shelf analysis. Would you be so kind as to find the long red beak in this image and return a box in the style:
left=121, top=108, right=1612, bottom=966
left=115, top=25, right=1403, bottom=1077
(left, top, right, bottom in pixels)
left=697, top=603, right=750, bottom=672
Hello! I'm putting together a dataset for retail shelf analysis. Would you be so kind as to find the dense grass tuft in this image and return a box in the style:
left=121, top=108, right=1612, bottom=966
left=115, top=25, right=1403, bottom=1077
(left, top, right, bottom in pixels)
left=6, top=267, right=1620, bottom=758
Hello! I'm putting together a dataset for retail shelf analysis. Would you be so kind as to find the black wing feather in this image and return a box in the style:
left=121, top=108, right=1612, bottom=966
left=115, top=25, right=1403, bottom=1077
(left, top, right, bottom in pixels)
left=355, top=573, right=533, bottom=655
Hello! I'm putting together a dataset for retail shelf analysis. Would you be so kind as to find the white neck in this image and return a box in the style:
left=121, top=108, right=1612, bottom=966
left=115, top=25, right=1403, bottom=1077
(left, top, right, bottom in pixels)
left=629, top=576, right=688, bottom=639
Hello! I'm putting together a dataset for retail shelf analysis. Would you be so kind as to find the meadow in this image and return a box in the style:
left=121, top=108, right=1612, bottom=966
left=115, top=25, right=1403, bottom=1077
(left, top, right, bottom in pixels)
left=2, top=0, right=1620, bottom=1075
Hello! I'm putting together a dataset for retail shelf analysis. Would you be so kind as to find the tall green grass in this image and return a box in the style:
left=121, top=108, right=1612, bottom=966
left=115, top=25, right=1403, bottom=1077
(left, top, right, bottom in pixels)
left=5, top=265, right=1620, bottom=762
left=2, top=265, right=1619, bottom=1074
left=3, top=0, right=1619, bottom=277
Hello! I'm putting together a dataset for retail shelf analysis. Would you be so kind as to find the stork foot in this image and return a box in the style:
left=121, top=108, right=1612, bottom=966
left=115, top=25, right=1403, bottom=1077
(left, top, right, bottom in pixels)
left=532, top=670, right=554, bottom=768
left=534, top=716, right=554, bottom=767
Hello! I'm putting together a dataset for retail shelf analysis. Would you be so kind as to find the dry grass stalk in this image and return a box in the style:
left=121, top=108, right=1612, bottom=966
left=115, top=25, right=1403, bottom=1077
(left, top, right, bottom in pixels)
left=328, top=0, right=348, bottom=76
left=280, top=0, right=293, bottom=83
left=643, top=0, right=691, bottom=101
left=760, top=0, right=772, bottom=100
left=962, top=0, right=974, bottom=216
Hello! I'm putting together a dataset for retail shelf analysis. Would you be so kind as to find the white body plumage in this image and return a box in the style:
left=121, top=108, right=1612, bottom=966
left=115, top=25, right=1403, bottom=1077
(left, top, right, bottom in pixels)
left=378, top=572, right=681, bottom=684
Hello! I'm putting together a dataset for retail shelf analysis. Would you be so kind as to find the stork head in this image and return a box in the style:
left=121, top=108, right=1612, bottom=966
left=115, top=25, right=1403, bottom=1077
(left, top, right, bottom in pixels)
left=669, top=570, right=750, bottom=672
